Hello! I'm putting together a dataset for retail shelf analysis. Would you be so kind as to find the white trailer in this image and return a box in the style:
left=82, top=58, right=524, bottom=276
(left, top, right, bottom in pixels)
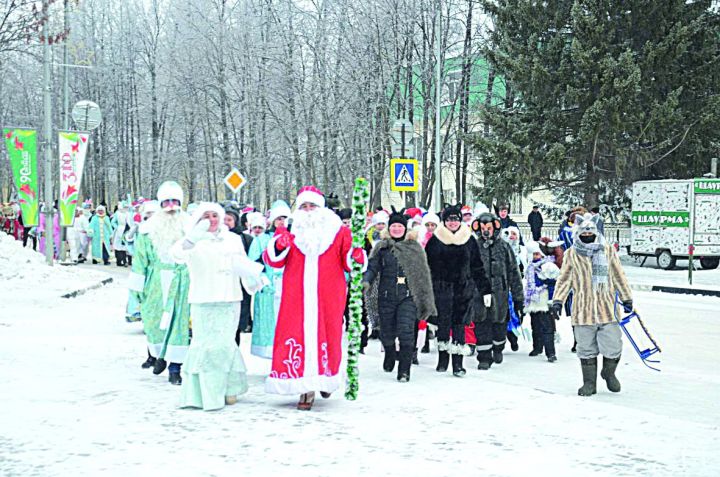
left=630, top=178, right=720, bottom=270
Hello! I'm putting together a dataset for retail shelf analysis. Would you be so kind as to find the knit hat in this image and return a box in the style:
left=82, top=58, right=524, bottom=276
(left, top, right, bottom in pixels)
left=387, top=207, right=407, bottom=229
left=295, top=185, right=325, bottom=208
left=372, top=210, right=389, bottom=225
left=224, top=207, right=240, bottom=225
left=422, top=212, right=440, bottom=227
left=441, top=204, right=462, bottom=223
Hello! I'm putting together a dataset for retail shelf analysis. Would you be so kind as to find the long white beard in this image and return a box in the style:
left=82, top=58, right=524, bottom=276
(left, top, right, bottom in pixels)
left=291, top=207, right=341, bottom=257
left=147, top=211, right=185, bottom=254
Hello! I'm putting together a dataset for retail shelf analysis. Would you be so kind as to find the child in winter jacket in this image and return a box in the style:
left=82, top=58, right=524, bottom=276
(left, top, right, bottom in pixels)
left=524, top=242, right=561, bottom=362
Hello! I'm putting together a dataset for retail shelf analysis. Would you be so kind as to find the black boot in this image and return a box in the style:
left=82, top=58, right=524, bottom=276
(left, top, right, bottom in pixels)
left=421, top=333, right=430, bottom=353
left=452, top=354, right=466, bottom=377
left=600, top=356, right=621, bottom=392
left=492, top=346, right=504, bottom=364
left=397, top=346, right=412, bottom=382
left=578, top=358, right=598, bottom=396
left=383, top=345, right=396, bottom=372
left=141, top=351, right=156, bottom=369
left=168, top=372, right=182, bottom=385
left=436, top=350, right=449, bottom=372
left=153, top=358, right=167, bottom=375
left=412, top=349, right=419, bottom=365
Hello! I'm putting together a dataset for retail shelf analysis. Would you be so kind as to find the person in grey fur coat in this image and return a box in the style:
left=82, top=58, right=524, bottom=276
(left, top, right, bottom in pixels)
left=364, top=210, right=437, bottom=382
left=471, top=212, right=525, bottom=370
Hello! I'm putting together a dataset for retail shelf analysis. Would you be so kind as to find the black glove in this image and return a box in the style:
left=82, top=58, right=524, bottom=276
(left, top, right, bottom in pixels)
left=622, top=300, right=633, bottom=313
left=514, top=304, right=524, bottom=324
left=551, top=302, right=562, bottom=319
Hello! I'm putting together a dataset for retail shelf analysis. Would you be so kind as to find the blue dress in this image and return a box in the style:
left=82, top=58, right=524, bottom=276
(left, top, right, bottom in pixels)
left=248, top=232, right=284, bottom=358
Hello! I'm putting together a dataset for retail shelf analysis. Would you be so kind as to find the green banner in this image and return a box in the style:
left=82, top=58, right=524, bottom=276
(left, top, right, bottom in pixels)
left=632, top=210, right=690, bottom=228
left=3, top=128, right=39, bottom=226
left=694, top=179, right=720, bottom=194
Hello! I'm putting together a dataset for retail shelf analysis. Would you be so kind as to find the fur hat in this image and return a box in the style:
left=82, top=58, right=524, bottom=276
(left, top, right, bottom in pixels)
left=441, top=204, right=462, bottom=223
left=157, top=181, right=184, bottom=207
left=372, top=210, right=389, bottom=225
left=295, top=185, right=325, bottom=208
left=337, top=208, right=352, bottom=220
left=574, top=212, right=601, bottom=237
left=422, top=212, right=440, bottom=227
left=268, top=200, right=291, bottom=223
left=388, top=207, right=407, bottom=229
left=190, top=202, right=225, bottom=230
left=247, top=212, right=267, bottom=230
left=526, top=241, right=545, bottom=261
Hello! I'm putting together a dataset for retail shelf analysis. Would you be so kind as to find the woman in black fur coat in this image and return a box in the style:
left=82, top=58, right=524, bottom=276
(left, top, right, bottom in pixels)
left=425, top=204, right=491, bottom=377
left=364, top=209, right=437, bottom=382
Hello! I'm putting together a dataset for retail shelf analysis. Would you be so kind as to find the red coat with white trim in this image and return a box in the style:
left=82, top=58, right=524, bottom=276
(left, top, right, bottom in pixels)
left=262, top=208, right=356, bottom=395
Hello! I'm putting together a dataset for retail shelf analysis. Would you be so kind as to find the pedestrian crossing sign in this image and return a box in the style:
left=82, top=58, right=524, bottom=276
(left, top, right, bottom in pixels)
left=390, top=158, right=418, bottom=192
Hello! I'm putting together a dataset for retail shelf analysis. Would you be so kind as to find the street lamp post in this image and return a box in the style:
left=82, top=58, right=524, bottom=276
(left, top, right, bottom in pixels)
left=433, top=0, right=442, bottom=211
left=42, top=0, right=54, bottom=266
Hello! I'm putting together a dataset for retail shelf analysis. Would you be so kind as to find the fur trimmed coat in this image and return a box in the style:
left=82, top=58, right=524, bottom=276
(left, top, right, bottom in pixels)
left=364, top=230, right=437, bottom=321
left=473, top=236, right=524, bottom=324
left=425, top=224, right=490, bottom=326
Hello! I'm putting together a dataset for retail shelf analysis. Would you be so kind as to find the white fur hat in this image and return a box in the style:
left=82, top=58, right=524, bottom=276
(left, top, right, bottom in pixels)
left=268, top=200, right=292, bottom=223
left=526, top=241, right=545, bottom=261
left=372, top=211, right=389, bottom=225
left=141, top=200, right=160, bottom=219
left=190, top=202, right=225, bottom=227
left=247, top=212, right=267, bottom=230
left=157, top=181, right=184, bottom=207
left=421, top=212, right=440, bottom=227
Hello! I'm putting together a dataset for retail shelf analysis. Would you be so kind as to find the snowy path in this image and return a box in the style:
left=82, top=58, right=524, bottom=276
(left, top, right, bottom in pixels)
left=1, top=274, right=719, bottom=476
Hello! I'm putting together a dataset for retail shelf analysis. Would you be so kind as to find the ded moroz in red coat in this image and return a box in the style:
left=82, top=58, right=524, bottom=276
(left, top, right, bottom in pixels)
left=262, top=207, right=358, bottom=395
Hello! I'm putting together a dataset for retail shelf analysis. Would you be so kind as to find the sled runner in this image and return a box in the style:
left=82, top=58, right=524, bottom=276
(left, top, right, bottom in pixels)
left=613, top=292, right=662, bottom=371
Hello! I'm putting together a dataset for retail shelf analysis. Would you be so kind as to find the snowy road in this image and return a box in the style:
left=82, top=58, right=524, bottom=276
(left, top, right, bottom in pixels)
left=1, top=270, right=719, bottom=477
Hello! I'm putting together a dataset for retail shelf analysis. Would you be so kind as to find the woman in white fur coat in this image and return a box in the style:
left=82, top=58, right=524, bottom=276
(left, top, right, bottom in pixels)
left=170, top=202, right=264, bottom=411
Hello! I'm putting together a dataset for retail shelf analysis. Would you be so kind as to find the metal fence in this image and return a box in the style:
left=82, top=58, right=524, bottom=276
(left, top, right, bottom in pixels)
left=515, top=222, right=631, bottom=246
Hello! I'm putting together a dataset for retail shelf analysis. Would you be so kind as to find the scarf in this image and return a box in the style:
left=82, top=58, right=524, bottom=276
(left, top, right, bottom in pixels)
left=524, top=257, right=548, bottom=306
left=573, top=235, right=608, bottom=291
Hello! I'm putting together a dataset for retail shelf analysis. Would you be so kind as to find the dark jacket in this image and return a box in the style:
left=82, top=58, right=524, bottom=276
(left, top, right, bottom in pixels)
left=364, top=231, right=437, bottom=320
left=425, top=225, right=490, bottom=325
left=473, top=235, right=524, bottom=323
left=528, top=211, right=543, bottom=240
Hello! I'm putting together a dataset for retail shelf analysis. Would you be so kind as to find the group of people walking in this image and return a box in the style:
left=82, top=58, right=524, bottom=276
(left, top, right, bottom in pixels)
left=114, top=180, right=632, bottom=412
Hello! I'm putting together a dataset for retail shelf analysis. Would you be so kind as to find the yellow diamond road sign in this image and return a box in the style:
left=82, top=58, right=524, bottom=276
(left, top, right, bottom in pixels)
left=224, top=168, right=247, bottom=194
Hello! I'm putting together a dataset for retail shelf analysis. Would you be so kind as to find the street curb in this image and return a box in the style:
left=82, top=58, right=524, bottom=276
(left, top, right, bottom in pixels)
left=61, top=277, right=114, bottom=299
left=631, top=283, right=720, bottom=297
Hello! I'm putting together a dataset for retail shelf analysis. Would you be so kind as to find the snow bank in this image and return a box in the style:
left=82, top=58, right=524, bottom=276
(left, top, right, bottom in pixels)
left=0, top=233, right=110, bottom=301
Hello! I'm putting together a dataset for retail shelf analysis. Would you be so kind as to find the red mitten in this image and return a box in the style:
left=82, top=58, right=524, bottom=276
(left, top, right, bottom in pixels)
left=351, top=247, right=365, bottom=265
left=275, top=232, right=294, bottom=251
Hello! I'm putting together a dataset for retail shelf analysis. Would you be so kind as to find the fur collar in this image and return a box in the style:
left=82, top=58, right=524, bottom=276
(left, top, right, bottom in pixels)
left=434, top=223, right=472, bottom=246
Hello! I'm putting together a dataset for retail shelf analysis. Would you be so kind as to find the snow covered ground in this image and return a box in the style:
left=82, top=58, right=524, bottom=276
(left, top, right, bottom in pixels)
left=620, top=254, right=720, bottom=291
left=1, top=261, right=719, bottom=476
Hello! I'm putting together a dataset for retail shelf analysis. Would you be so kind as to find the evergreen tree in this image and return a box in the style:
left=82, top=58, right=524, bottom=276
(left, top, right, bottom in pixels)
left=473, top=0, right=720, bottom=208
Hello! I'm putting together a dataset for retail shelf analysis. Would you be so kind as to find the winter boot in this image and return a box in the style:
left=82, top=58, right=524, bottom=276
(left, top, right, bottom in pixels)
left=141, top=352, right=156, bottom=369
left=153, top=358, right=167, bottom=375
left=168, top=372, right=182, bottom=385
left=508, top=332, right=519, bottom=352
left=383, top=345, right=396, bottom=372
left=492, top=346, right=504, bottom=364
left=421, top=333, right=430, bottom=353
left=477, top=361, right=491, bottom=370
left=412, top=349, right=419, bottom=365
left=397, top=346, right=413, bottom=382
left=436, top=350, right=450, bottom=372
left=578, top=358, right=598, bottom=396
left=600, top=356, right=621, bottom=392
left=452, top=354, right=466, bottom=377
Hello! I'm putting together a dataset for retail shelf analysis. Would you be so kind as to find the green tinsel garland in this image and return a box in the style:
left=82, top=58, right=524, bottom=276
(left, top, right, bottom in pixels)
left=345, top=177, right=369, bottom=400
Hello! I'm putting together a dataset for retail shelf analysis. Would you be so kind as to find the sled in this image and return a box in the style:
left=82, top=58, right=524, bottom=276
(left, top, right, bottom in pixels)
left=613, top=292, right=662, bottom=371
